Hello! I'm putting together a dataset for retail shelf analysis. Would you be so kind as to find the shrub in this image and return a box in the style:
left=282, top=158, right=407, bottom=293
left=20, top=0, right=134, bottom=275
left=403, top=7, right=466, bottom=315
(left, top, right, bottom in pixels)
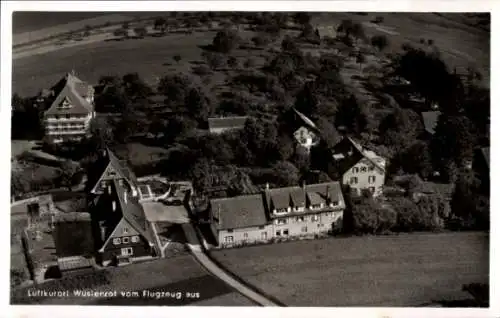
left=371, top=35, right=389, bottom=51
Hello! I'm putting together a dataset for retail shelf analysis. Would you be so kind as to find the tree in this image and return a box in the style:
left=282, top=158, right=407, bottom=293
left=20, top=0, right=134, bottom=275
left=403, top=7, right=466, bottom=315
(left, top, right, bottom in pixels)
left=173, top=54, right=182, bottom=63
left=399, top=141, right=433, bottom=179
left=431, top=115, right=476, bottom=169
left=58, top=160, right=79, bottom=191
left=202, top=51, right=227, bottom=70
left=88, top=116, right=115, bottom=150
left=185, top=87, right=214, bottom=122
left=133, top=27, right=147, bottom=37
left=293, top=12, right=312, bottom=26
left=337, top=19, right=366, bottom=42
left=371, top=35, right=389, bottom=51
left=315, top=117, right=340, bottom=148
left=335, top=95, right=368, bottom=135
left=379, top=108, right=421, bottom=153
left=154, top=17, right=167, bottom=31
left=157, top=73, right=193, bottom=108
left=251, top=33, right=272, bottom=47
left=227, top=56, right=239, bottom=69
left=212, top=29, right=240, bottom=53
left=271, top=161, right=300, bottom=187
left=122, top=72, right=152, bottom=100
left=281, top=35, right=299, bottom=53
left=356, top=53, right=366, bottom=69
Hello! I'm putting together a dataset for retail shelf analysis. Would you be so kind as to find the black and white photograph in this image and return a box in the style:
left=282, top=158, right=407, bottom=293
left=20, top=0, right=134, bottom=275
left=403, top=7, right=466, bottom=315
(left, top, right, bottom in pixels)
left=4, top=1, right=495, bottom=315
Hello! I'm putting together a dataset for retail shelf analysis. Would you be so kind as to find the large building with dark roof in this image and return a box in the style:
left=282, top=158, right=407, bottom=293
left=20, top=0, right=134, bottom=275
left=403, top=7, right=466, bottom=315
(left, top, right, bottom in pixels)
left=208, top=182, right=345, bottom=248
left=43, top=72, right=96, bottom=143
left=86, top=148, right=158, bottom=266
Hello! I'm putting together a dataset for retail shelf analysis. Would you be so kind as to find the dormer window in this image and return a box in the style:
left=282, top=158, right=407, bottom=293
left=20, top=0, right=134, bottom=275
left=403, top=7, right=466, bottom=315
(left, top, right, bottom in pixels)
left=330, top=200, right=339, bottom=207
left=274, top=208, right=288, bottom=214
left=310, top=204, right=322, bottom=210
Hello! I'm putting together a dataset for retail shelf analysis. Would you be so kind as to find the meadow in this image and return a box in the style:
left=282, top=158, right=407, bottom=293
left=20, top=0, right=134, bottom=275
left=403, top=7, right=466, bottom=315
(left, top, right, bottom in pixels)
left=211, top=232, right=489, bottom=306
left=12, top=12, right=489, bottom=97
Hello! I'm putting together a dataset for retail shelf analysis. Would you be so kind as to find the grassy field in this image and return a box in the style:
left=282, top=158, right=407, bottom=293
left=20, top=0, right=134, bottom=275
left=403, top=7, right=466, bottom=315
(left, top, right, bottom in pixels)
left=12, top=13, right=489, bottom=97
left=211, top=232, right=489, bottom=307
left=11, top=254, right=254, bottom=306
left=314, top=12, right=489, bottom=86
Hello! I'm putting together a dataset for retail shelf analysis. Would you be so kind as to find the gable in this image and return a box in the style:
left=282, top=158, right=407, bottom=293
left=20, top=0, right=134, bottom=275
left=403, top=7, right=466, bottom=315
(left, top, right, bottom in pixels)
left=100, top=218, right=142, bottom=252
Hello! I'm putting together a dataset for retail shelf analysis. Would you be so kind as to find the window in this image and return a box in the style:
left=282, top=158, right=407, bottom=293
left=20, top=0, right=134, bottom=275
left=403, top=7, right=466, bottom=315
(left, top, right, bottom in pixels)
left=295, top=216, right=305, bottom=222
left=259, top=226, right=265, bottom=229
left=312, top=215, right=320, bottom=222
left=368, top=176, right=376, bottom=184
left=123, top=227, right=129, bottom=234
left=276, top=218, right=287, bottom=225
left=55, top=115, right=59, bottom=120
left=122, top=237, right=129, bottom=244
left=352, top=167, right=359, bottom=173
left=243, top=233, right=248, bottom=238
left=224, top=236, right=234, bottom=243
left=317, top=223, right=323, bottom=228
left=369, top=166, right=375, bottom=171
left=227, top=229, right=233, bottom=233
left=283, top=229, right=289, bottom=236
left=275, top=208, right=288, bottom=214
left=131, top=236, right=139, bottom=243
left=121, top=247, right=133, bottom=256
left=113, top=238, right=121, bottom=245
left=65, top=114, right=70, bottom=119
left=361, top=166, right=367, bottom=172
left=350, top=177, right=358, bottom=185
left=331, top=200, right=339, bottom=206
left=261, top=232, right=268, bottom=240
left=301, top=226, right=308, bottom=233
left=276, top=230, right=281, bottom=236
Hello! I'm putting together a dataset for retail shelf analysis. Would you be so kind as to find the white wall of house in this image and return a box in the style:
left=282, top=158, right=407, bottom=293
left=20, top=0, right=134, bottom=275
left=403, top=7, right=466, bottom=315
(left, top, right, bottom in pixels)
left=342, top=160, right=385, bottom=197
left=45, top=113, right=93, bottom=142
left=218, top=225, right=273, bottom=247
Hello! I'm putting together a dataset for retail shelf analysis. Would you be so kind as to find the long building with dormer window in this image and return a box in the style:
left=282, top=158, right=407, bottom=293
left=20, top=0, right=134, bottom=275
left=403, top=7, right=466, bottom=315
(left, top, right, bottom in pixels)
left=208, top=181, right=345, bottom=248
left=42, top=72, right=96, bottom=143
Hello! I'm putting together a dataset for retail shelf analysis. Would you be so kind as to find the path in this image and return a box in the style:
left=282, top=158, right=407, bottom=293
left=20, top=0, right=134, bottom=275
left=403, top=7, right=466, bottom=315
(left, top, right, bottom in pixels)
left=181, top=223, right=281, bottom=307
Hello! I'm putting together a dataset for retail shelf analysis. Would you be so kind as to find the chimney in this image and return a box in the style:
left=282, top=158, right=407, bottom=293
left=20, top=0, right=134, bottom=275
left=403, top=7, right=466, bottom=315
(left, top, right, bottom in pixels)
left=217, top=204, right=221, bottom=223
left=326, top=185, right=330, bottom=202
left=124, top=191, right=128, bottom=205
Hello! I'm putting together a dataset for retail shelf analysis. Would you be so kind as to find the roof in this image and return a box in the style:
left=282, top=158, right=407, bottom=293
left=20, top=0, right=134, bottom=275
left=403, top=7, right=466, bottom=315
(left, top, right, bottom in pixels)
left=211, top=194, right=267, bottom=230
left=268, top=188, right=292, bottom=210
left=57, top=256, right=95, bottom=272
left=305, top=182, right=343, bottom=204
left=481, top=147, right=490, bottom=168
left=421, top=111, right=441, bottom=135
left=208, top=116, right=248, bottom=131
left=141, top=201, right=189, bottom=223
left=44, top=73, right=94, bottom=116
left=87, top=148, right=138, bottom=193
left=113, top=179, right=154, bottom=244
left=292, top=108, right=318, bottom=131
left=330, top=137, right=385, bottom=175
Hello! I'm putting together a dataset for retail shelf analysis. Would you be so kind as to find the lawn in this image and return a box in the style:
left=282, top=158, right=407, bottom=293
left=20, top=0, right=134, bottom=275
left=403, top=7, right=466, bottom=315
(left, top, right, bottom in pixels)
left=11, top=254, right=255, bottom=306
left=211, top=232, right=489, bottom=307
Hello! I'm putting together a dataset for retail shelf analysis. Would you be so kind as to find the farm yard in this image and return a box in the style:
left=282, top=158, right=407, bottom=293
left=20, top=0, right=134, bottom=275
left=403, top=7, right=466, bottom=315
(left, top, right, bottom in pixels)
left=11, top=254, right=255, bottom=306
left=211, top=232, right=489, bottom=307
